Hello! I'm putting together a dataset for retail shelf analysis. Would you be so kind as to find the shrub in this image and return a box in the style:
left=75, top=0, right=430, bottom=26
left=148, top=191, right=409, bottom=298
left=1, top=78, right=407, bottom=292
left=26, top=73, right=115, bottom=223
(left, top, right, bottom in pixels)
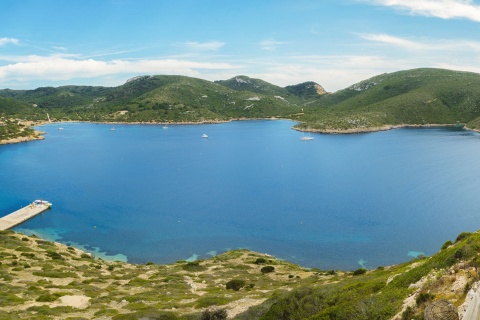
left=195, top=296, right=230, bottom=308
left=254, top=258, right=267, bottom=264
left=182, top=261, right=206, bottom=272
left=401, top=306, right=415, bottom=320
left=416, top=292, right=434, bottom=305
left=94, top=308, right=119, bottom=317
left=33, top=270, right=78, bottom=278
left=454, top=245, right=475, bottom=261
left=47, top=251, right=63, bottom=260
left=456, top=232, right=472, bottom=243
left=353, top=268, right=367, bottom=276
left=200, top=308, right=228, bottom=320
left=441, top=240, right=453, bottom=250
left=226, top=279, right=246, bottom=291
left=36, top=292, right=64, bottom=302
left=81, top=253, right=93, bottom=259
left=261, top=266, right=275, bottom=274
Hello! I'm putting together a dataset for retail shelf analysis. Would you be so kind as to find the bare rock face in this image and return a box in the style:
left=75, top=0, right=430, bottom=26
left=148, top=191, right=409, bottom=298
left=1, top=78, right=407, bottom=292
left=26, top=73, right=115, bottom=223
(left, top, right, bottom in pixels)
left=314, top=83, right=327, bottom=95
left=285, top=81, right=327, bottom=97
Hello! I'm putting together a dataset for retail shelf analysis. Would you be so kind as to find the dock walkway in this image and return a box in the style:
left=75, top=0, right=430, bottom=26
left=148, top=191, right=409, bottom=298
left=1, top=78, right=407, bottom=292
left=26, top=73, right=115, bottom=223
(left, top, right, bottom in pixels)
left=0, top=201, right=52, bottom=231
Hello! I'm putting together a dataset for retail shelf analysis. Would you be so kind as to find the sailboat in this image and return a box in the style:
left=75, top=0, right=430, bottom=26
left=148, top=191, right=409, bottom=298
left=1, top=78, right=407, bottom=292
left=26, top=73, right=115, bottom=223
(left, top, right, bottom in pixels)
left=110, top=125, right=116, bottom=131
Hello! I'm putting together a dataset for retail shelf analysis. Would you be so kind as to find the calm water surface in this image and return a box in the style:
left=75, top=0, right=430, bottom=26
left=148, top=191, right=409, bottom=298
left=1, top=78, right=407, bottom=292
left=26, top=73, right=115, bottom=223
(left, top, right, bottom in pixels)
left=2, top=120, right=480, bottom=270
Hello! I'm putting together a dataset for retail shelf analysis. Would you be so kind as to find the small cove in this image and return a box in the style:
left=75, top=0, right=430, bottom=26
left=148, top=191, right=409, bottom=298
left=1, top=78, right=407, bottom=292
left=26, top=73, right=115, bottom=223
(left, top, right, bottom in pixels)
left=2, top=120, right=480, bottom=270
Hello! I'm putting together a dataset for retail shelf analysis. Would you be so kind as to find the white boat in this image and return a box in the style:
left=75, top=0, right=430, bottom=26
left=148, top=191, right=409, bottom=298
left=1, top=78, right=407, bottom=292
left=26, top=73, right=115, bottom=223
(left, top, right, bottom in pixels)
left=110, top=126, right=116, bottom=131
left=58, top=127, right=64, bottom=130
left=202, top=134, right=208, bottom=138
left=33, top=199, right=52, bottom=207
left=162, top=126, right=168, bottom=129
left=300, top=135, right=314, bottom=141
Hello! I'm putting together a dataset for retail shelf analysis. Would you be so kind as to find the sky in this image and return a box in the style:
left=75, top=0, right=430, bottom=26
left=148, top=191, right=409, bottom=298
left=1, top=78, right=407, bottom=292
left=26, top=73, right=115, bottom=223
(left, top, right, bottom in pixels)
left=1, top=0, right=480, bottom=92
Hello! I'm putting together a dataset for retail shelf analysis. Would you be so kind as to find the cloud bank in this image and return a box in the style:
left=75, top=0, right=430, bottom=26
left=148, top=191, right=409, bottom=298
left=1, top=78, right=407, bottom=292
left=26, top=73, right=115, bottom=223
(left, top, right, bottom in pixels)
left=0, top=55, right=236, bottom=84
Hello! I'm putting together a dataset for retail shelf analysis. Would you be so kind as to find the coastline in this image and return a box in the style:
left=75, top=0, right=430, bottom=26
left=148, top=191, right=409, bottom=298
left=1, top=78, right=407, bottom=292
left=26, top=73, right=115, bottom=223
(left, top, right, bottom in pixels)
left=0, top=119, right=47, bottom=145
left=0, top=129, right=45, bottom=145
left=1, top=118, right=476, bottom=146
left=293, top=123, right=467, bottom=134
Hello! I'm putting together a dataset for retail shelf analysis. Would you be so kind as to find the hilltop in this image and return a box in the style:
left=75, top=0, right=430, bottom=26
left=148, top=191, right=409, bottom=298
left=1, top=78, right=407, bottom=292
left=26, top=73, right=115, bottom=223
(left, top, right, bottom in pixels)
left=296, top=68, right=480, bottom=133
left=1, top=229, right=480, bottom=319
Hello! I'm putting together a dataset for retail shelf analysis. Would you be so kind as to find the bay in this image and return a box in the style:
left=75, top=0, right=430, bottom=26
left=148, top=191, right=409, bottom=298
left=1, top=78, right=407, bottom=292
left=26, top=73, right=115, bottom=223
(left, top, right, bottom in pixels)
left=1, top=120, right=480, bottom=270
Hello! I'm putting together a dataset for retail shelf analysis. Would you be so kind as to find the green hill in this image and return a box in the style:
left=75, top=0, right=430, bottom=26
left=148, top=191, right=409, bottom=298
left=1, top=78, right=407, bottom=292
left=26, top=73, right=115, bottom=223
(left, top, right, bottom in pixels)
left=296, top=68, right=480, bottom=132
left=0, top=75, right=313, bottom=123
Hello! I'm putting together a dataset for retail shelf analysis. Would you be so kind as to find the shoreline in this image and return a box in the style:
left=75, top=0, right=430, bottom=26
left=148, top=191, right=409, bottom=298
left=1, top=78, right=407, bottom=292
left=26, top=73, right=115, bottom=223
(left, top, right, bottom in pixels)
left=0, top=130, right=45, bottom=145
left=1, top=118, right=477, bottom=146
left=293, top=123, right=468, bottom=134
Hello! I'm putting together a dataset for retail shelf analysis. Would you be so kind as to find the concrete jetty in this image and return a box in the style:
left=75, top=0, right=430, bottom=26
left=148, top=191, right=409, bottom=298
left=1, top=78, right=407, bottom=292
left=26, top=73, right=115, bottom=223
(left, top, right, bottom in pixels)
left=0, top=200, right=52, bottom=231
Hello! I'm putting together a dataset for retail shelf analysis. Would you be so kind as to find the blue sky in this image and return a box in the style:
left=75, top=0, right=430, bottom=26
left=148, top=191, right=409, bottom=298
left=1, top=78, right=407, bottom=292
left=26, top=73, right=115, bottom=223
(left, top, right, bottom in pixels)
left=1, top=0, right=480, bottom=91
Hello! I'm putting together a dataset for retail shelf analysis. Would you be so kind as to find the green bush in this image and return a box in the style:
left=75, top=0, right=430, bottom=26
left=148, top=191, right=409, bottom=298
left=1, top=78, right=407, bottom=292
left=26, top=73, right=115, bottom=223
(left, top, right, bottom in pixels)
left=456, top=232, right=472, bottom=243
left=94, top=308, right=119, bottom=317
left=112, top=309, right=179, bottom=319
left=416, top=292, right=434, bottom=305
left=33, top=270, right=78, bottom=278
left=182, top=261, right=206, bottom=272
left=441, top=240, right=453, bottom=250
left=226, top=279, right=246, bottom=291
left=352, top=268, right=367, bottom=276
left=47, top=251, right=63, bottom=260
left=401, top=306, right=415, bottom=320
left=261, top=266, right=275, bottom=274
left=195, top=296, right=231, bottom=308
left=254, top=258, right=267, bottom=264
left=36, top=292, right=64, bottom=302
left=200, top=308, right=227, bottom=320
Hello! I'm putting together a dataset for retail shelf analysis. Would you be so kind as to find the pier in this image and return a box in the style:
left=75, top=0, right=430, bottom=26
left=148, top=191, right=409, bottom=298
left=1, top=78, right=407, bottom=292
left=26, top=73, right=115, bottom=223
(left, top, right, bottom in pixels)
left=0, top=200, right=52, bottom=231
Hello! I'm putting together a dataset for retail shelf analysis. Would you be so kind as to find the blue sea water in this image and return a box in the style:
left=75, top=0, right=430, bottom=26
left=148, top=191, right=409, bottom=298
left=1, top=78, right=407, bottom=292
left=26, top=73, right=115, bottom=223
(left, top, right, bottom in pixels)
left=2, top=120, right=480, bottom=270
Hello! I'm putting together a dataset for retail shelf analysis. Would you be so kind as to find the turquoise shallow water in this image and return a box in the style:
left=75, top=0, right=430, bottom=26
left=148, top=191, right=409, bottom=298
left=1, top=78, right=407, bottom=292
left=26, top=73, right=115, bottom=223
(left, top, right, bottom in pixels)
left=2, top=120, right=480, bottom=270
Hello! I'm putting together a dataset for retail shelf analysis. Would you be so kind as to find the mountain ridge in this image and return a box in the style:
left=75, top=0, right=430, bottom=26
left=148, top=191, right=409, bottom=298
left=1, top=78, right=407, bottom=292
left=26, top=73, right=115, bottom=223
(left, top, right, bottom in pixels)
left=3, top=68, right=480, bottom=137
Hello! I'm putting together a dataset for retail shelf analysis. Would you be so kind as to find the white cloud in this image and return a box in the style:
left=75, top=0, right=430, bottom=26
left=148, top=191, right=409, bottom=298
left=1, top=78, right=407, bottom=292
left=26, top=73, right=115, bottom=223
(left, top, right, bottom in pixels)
left=174, top=41, right=225, bottom=51
left=0, top=38, right=19, bottom=46
left=360, top=34, right=428, bottom=50
left=366, top=0, right=480, bottom=22
left=0, top=55, right=237, bottom=84
left=361, top=33, right=480, bottom=53
left=258, top=38, right=288, bottom=51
